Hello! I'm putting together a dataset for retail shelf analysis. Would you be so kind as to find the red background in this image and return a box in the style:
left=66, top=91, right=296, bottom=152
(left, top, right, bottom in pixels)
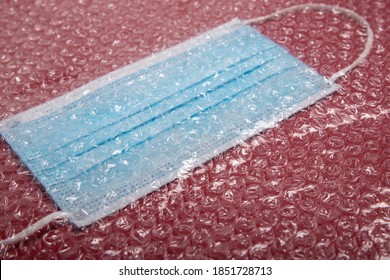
left=0, top=0, right=389, bottom=259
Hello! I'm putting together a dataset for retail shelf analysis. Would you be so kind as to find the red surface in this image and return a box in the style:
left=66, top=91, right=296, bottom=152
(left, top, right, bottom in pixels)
left=0, top=0, right=389, bottom=259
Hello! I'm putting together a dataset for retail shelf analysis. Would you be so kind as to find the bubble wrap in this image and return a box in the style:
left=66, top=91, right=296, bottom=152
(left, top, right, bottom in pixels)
left=0, top=0, right=389, bottom=259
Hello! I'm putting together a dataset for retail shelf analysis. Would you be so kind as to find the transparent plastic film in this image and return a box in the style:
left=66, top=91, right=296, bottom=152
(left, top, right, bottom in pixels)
left=0, top=1, right=387, bottom=260
left=0, top=18, right=341, bottom=230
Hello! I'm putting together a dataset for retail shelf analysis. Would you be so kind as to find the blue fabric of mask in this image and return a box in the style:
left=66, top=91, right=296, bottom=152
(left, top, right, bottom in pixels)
left=0, top=19, right=339, bottom=227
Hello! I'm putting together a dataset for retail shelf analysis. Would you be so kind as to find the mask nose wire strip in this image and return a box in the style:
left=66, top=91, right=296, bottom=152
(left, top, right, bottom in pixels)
left=0, top=211, right=71, bottom=246
left=0, top=3, right=374, bottom=246
left=243, top=3, right=374, bottom=82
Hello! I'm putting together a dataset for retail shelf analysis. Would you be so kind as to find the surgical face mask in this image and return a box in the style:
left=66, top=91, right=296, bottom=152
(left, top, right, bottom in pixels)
left=0, top=4, right=373, bottom=245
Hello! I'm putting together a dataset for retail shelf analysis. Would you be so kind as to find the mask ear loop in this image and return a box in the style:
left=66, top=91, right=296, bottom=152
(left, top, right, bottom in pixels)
left=0, top=211, right=71, bottom=246
left=0, top=3, right=374, bottom=248
left=243, top=3, right=374, bottom=82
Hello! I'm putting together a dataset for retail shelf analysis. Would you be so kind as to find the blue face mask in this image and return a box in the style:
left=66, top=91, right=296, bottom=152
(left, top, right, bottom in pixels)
left=0, top=4, right=372, bottom=231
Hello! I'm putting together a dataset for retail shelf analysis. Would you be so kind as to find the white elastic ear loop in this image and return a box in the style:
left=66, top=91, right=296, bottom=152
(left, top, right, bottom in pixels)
left=243, top=3, right=374, bottom=82
left=0, top=211, right=71, bottom=246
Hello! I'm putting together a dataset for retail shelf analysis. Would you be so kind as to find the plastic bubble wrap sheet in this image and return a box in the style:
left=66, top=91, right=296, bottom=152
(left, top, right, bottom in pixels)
left=0, top=0, right=389, bottom=259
